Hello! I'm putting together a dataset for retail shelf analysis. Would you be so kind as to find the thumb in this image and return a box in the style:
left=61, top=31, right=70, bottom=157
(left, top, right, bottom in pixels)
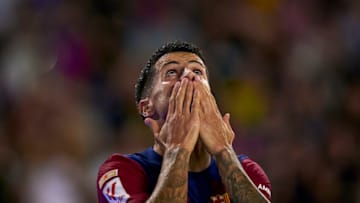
left=223, top=113, right=231, bottom=127
left=144, top=117, right=160, bottom=135
left=223, top=113, right=235, bottom=141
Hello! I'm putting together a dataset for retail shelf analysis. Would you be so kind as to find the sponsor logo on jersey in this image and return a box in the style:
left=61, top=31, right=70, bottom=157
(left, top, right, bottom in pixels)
left=210, top=193, right=230, bottom=203
left=102, top=177, right=130, bottom=203
left=258, top=184, right=271, bottom=197
left=99, top=169, right=118, bottom=189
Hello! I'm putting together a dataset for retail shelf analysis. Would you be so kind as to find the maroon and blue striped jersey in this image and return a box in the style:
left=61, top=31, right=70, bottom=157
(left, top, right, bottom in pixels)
left=97, top=147, right=271, bottom=203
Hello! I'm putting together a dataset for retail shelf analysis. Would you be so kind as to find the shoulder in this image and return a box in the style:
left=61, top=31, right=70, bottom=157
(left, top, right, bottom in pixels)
left=97, top=153, right=146, bottom=184
left=97, top=154, right=149, bottom=203
left=238, top=155, right=272, bottom=202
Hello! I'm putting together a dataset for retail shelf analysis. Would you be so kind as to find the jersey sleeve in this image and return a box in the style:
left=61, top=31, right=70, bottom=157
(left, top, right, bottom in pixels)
left=97, top=154, right=149, bottom=203
left=239, top=155, right=272, bottom=202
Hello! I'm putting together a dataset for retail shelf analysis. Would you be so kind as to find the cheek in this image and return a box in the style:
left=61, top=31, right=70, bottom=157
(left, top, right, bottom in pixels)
left=201, top=79, right=210, bottom=89
left=161, top=81, right=178, bottom=96
left=154, top=94, right=170, bottom=119
left=151, top=83, right=174, bottom=117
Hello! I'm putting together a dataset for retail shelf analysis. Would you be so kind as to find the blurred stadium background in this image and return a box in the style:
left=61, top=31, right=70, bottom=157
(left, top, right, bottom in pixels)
left=0, top=0, right=359, bottom=202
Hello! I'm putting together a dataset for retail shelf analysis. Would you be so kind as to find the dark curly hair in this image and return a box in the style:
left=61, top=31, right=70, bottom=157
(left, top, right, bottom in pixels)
left=135, top=41, right=206, bottom=106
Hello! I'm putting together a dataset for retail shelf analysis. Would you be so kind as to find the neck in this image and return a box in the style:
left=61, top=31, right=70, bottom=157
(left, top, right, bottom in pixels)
left=189, top=140, right=211, bottom=172
left=153, top=140, right=211, bottom=172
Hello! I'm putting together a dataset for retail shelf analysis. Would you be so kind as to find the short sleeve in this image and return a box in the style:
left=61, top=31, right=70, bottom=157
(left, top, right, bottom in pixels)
left=239, top=155, right=272, bottom=202
left=97, top=154, right=150, bottom=203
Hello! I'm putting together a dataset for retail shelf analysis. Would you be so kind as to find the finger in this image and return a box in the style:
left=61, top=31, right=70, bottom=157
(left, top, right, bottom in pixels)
left=175, top=78, right=188, bottom=113
left=191, top=82, right=200, bottom=114
left=200, top=81, right=215, bottom=102
left=198, top=82, right=219, bottom=113
left=223, top=113, right=235, bottom=137
left=144, top=117, right=160, bottom=135
left=201, top=84, right=216, bottom=105
left=198, top=82, right=210, bottom=112
left=168, top=81, right=180, bottom=115
left=223, top=113, right=231, bottom=127
left=198, top=80, right=210, bottom=95
left=183, top=81, right=194, bottom=114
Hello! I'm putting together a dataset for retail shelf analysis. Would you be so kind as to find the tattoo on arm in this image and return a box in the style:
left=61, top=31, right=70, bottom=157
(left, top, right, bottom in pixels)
left=147, top=148, right=190, bottom=203
left=214, top=148, right=268, bottom=203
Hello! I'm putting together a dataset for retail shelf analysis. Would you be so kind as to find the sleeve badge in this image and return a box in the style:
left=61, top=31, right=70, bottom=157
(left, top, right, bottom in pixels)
left=98, top=169, right=118, bottom=189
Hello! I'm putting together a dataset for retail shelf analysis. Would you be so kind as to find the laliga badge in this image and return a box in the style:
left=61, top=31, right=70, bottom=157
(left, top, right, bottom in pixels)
left=98, top=169, right=118, bottom=189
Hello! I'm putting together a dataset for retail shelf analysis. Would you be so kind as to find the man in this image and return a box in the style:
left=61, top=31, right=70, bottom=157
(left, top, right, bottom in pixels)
left=97, top=41, right=272, bottom=203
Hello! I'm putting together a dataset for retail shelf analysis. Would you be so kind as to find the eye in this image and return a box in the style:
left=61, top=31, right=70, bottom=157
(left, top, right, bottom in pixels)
left=193, top=69, right=203, bottom=75
left=166, top=69, right=177, bottom=77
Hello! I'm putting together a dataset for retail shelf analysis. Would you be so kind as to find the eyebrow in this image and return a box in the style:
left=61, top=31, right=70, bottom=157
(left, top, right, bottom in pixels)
left=189, top=60, right=205, bottom=67
left=162, top=60, right=205, bottom=68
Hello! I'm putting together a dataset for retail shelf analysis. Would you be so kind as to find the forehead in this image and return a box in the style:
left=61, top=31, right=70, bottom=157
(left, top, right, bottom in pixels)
left=154, top=52, right=205, bottom=70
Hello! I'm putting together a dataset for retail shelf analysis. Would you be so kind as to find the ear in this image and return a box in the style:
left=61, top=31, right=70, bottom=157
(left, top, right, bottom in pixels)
left=138, top=98, right=155, bottom=118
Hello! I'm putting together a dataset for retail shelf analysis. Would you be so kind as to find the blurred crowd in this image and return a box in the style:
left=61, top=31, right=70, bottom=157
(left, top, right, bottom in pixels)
left=0, top=0, right=359, bottom=202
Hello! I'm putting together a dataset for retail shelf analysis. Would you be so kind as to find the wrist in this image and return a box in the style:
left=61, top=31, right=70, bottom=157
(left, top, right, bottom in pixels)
left=213, top=145, right=236, bottom=161
left=207, top=139, right=233, bottom=154
left=164, top=146, right=192, bottom=161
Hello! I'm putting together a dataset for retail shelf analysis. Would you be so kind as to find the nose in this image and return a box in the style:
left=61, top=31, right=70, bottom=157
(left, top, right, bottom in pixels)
left=180, top=68, right=196, bottom=81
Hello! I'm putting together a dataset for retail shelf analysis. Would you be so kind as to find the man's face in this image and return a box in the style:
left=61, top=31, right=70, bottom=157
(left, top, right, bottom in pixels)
left=148, top=51, right=209, bottom=120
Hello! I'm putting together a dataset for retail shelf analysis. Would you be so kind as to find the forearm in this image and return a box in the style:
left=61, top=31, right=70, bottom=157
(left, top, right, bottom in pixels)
left=214, top=147, right=268, bottom=203
left=146, top=147, right=190, bottom=203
